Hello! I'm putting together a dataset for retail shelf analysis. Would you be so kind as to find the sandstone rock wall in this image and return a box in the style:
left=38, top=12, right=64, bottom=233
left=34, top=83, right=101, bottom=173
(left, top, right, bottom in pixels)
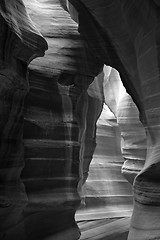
left=1, top=1, right=158, bottom=240
left=77, top=66, right=147, bottom=220
left=18, top=0, right=102, bottom=239
left=68, top=1, right=160, bottom=239
left=0, top=0, right=47, bottom=238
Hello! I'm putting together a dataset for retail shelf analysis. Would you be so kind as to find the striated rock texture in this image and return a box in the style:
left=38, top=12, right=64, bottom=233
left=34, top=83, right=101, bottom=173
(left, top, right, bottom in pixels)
left=77, top=102, right=134, bottom=221
left=18, top=1, right=102, bottom=239
left=67, top=0, right=160, bottom=239
left=1, top=0, right=160, bottom=240
left=103, top=66, right=147, bottom=184
left=77, top=66, right=146, bottom=220
left=0, top=1, right=104, bottom=239
left=81, top=70, right=104, bottom=186
left=0, top=0, right=47, bottom=238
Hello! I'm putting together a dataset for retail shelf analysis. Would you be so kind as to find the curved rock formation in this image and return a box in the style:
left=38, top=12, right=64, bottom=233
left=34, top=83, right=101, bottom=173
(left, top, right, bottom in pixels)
left=0, top=0, right=47, bottom=238
left=103, top=67, right=147, bottom=184
left=2, top=0, right=160, bottom=239
left=18, top=1, right=102, bottom=239
left=77, top=66, right=146, bottom=221
left=67, top=1, right=160, bottom=239
left=81, top=70, right=104, bottom=185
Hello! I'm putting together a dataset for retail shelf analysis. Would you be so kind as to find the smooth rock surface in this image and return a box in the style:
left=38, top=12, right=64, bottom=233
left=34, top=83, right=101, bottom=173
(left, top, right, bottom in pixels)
left=67, top=0, right=160, bottom=239
left=1, top=0, right=160, bottom=239
left=103, top=67, right=147, bottom=184
left=20, top=0, right=102, bottom=239
left=77, top=66, right=147, bottom=220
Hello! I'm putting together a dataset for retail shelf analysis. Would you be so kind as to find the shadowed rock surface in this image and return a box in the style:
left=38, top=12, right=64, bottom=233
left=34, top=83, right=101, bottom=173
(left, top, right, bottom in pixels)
left=1, top=1, right=160, bottom=240
left=77, top=66, right=146, bottom=221
left=21, top=0, right=102, bottom=239
left=66, top=1, right=160, bottom=239
left=0, top=0, right=47, bottom=239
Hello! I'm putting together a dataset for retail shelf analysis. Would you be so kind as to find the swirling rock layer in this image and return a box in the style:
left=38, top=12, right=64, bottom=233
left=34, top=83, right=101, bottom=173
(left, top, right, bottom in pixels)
left=67, top=1, right=160, bottom=239
left=1, top=0, right=159, bottom=239
left=20, top=0, right=101, bottom=239
left=0, top=0, right=47, bottom=237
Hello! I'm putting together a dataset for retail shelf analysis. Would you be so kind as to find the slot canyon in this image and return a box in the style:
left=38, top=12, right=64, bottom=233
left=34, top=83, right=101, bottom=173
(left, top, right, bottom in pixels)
left=0, top=1, right=160, bottom=239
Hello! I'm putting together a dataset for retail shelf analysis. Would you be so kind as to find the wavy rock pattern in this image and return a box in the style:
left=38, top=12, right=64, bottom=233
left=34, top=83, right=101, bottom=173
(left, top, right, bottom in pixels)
left=19, top=1, right=102, bottom=239
left=67, top=0, right=160, bottom=239
left=77, top=103, right=133, bottom=221
left=81, top=71, right=104, bottom=185
left=21, top=1, right=135, bottom=237
left=0, top=0, right=47, bottom=238
left=1, top=0, right=159, bottom=239
left=77, top=66, right=147, bottom=220
left=103, top=67, right=147, bottom=184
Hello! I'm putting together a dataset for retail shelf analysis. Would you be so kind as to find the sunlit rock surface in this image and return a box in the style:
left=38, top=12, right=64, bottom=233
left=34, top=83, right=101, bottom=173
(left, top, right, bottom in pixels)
left=77, top=66, right=147, bottom=220
left=76, top=103, right=133, bottom=221
left=80, top=71, right=104, bottom=186
left=1, top=0, right=160, bottom=239
left=103, top=67, right=147, bottom=184
left=67, top=1, right=160, bottom=239
left=20, top=0, right=101, bottom=239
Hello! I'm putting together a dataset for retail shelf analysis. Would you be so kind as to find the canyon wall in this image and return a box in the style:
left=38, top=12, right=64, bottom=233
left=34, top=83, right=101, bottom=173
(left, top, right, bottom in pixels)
left=0, top=1, right=102, bottom=239
left=67, top=1, right=160, bottom=239
left=77, top=66, right=147, bottom=221
left=0, top=1, right=47, bottom=239
left=1, top=1, right=159, bottom=240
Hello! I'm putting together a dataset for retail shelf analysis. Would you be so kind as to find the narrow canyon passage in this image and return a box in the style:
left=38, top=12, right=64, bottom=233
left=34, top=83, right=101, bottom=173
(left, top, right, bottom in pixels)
left=1, top=1, right=160, bottom=240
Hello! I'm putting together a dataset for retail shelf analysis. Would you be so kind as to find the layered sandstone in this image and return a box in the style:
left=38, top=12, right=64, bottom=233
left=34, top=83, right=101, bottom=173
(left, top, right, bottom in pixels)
left=67, top=1, right=160, bottom=239
left=0, top=0, right=47, bottom=238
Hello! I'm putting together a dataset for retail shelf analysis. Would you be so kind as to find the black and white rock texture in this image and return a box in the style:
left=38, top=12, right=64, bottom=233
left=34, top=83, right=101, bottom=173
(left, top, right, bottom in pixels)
left=1, top=0, right=102, bottom=239
left=67, top=0, right=160, bottom=239
left=1, top=0, right=160, bottom=240
left=0, top=0, right=47, bottom=238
